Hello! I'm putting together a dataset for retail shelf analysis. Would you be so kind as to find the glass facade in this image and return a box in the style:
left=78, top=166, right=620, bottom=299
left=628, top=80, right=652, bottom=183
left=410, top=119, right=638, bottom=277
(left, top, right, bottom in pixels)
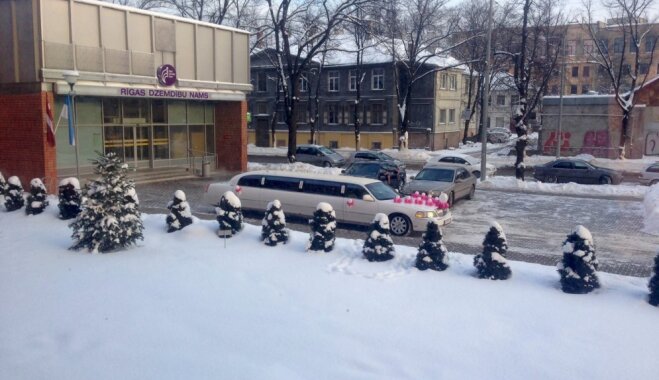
left=55, top=97, right=216, bottom=169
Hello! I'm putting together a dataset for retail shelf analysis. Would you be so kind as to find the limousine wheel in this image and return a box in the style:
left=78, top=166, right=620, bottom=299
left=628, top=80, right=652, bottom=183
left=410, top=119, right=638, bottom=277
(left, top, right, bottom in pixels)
left=389, top=214, right=411, bottom=236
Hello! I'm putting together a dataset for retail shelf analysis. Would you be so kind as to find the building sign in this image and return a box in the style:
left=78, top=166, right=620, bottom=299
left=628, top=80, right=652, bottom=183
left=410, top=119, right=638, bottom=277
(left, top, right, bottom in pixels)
left=157, top=64, right=177, bottom=86
left=120, top=88, right=209, bottom=99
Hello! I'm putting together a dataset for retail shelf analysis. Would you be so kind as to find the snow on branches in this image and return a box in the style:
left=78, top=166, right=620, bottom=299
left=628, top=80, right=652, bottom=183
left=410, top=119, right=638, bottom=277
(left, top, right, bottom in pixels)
left=415, top=220, right=449, bottom=271
left=307, top=202, right=336, bottom=253
left=261, top=199, right=289, bottom=246
left=58, top=177, right=82, bottom=220
left=557, top=225, right=600, bottom=294
left=166, top=190, right=193, bottom=233
left=4, top=176, right=25, bottom=212
left=474, top=221, right=512, bottom=280
left=363, top=213, right=395, bottom=262
left=25, top=178, right=49, bottom=215
left=216, top=191, right=243, bottom=238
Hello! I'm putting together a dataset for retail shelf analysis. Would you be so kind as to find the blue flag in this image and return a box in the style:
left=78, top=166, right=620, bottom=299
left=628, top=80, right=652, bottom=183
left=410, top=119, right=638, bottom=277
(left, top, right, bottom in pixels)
left=66, top=95, right=75, bottom=146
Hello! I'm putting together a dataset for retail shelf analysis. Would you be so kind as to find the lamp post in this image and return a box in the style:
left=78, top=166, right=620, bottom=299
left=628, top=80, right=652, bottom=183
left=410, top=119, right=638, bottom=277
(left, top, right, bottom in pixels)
left=480, top=0, right=494, bottom=181
left=62, top=70, right=80, bottom=178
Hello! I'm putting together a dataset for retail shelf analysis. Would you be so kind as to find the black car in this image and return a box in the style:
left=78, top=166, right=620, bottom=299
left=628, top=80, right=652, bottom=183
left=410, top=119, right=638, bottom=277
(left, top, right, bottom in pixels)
left=533, top=158, right=623, bottom=185
left=345, top=150, right=406, bottom=170
left=341, top=161, right=407, bottom=191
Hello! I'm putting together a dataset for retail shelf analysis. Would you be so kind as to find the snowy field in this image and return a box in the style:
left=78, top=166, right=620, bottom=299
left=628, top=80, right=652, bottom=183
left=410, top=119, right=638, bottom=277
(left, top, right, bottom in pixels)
left=1, top=204, right=658, bottom=379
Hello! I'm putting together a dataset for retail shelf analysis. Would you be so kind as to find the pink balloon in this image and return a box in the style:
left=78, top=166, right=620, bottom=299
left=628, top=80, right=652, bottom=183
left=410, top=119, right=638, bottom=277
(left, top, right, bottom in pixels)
left=404, top=197, right=413, bottom=204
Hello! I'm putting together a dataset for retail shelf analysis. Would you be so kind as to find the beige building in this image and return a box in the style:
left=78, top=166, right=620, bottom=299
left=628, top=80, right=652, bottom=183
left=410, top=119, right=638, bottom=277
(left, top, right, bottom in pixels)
left=0, top=0, right=251, bottom=191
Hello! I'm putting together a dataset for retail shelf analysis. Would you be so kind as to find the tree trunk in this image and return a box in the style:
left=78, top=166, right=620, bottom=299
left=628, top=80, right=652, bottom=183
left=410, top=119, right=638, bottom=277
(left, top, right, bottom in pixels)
left=462, top=119, right=471, bottom=145
left=619, top=111, right=630, bottom=158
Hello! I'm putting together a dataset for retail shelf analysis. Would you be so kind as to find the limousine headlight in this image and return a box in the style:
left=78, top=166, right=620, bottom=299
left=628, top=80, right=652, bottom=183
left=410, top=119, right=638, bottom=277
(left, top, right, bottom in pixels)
left=415, top=211, right=437, bottom=219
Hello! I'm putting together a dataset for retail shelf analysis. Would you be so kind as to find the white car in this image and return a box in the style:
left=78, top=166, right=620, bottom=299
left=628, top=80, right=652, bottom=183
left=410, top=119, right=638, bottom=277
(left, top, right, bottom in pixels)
left=640, top=163, right=659, bottom=186
left=426, top=153, right=497, bottom=178
left=203, top=170, right=452, bottom=236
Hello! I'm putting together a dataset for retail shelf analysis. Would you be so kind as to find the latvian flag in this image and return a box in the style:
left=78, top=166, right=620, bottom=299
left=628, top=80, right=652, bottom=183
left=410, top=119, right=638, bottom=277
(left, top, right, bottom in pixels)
left=46, top=98, right=56, bottom=147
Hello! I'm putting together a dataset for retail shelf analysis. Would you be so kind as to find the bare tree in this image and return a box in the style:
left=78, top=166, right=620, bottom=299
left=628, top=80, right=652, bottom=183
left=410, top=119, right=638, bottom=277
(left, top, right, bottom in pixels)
left=102, top=0, right=163, bottom=9
left=584, top=0, right=657, bottom=158
left=378, top=0, right=468, bottom=150
left=162, top=0, right=259, bottom=28
left=262, top=0, right=366, bottom=162
left=497, top=0, right=564, bottom=179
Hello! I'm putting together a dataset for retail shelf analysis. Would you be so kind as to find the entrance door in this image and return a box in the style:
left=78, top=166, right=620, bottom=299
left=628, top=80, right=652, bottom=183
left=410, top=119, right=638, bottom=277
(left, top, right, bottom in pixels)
left=123, top=125, right=151, bottom=168
left=256, top=118, right=270, bottom=147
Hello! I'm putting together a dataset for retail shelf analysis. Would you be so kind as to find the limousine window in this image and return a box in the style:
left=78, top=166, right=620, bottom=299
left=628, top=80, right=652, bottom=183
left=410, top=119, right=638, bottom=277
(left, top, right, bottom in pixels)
left=238, top=175, right=262, bottom=187
left=344, top=183, right=367, bottom=199
left=264, top=176, right=301, bottom=191
left=365, top=182, right=397, bottom=200
left=302, top=179, right=342, bottom=196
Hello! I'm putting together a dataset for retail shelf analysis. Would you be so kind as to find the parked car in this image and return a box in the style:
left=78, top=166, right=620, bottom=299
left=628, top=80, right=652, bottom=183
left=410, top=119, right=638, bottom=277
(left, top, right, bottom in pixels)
left=487, top=130, right=510, bottom=143
left=295, top=144, right=346, bottom=167
left=533, top=158, right=623, bottom=185
left=345, top=150, right=406, bottom=169
left=640, top=162, right=659, bottom=186
left=341, top=161, right=406, bottom=191
left=203, top=171, right=452, bottom=236
left=426, top=152, right=496, bottom=178
left=401, top=163, right=477, bottom=207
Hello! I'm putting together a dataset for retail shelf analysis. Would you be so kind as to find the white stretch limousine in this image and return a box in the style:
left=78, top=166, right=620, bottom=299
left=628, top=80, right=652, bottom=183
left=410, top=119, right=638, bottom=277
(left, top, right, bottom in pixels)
left=203, top=171, right=452, bottom=236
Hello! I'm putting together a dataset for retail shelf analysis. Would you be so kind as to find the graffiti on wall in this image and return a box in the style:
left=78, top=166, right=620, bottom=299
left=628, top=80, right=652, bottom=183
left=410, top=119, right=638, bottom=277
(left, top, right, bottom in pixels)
left=646, top=132, right=659, bottom=155
left=543, top=130, right=611, bottom=157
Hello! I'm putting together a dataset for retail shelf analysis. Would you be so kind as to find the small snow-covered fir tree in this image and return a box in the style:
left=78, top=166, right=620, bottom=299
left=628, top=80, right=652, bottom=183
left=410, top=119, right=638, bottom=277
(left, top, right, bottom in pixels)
left=58, top=177, right=82, bottom=220
left=25, top=178, right=49, bottom=215
left=307, top=202, right=336, bottom=252
left=4, top=176, right=25, bottom=212
left=215, top=191, right=243, bottom=238
left=363, top=213, right=395, bottom=262
left=557, top=225, right=600, bottom=294
left=70, top=152, right=144, bottom=253
left=261, top=199, right=289, bottom=246
left=474, top=221, right=512, bottom=280
left=0, top=171, right=8, bottom=197
left=415, top=220, right=449, bottom=271
left=649, top=251, right=659, bottom=306
left=166, top=190, right=193, bottom=233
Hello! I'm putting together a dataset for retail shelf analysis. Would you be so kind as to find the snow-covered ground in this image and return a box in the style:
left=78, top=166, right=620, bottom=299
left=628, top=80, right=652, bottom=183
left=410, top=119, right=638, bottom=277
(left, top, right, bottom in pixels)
left=0, top=204, right=657, bottom=379
left=479, top=176, right=648, bottom=199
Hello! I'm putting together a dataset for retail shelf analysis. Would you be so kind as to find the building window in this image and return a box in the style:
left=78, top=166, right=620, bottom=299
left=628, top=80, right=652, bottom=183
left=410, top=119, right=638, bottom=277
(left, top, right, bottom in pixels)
left=570, top=85, right=578, bottom=94
left=256, top=102, right=267, bottom=115
left=328, top=71, right=339, bottom=92
left=567, top=40, right=576, bottom=56
left=613, top=38, right=624, bottom=53
left=439, top=109, right=447, bottom=124
left=496, top=95, right=506, bottom=106
left=447, top=74, right=456, bottom=90
left=646, top=37, right=656, bottom=53
left=572, top=66, right=579, bottom=77
left=299, top=75, right=308, bottom=92
left=349, top=69, right=358, bottom=91
left=583, top=40, right=594, bottom=55
left=599, top=39, right=609, bottom=54
left=448, top=109, right=456, bottom=123
left=640, top=63, right=649, bottom=74
left=327, top=103, right=339, bottom=124
left=440, top=73, right=448, bottom=89
left=583, top=66, right=590, bottom=77
left=372, top=68, right=385, bottom=90
left=371, top=103, right=383, bottom=124
left=329, top=140, right=338, bottom=149
left=257, top=72, right=267, bottom=92
left=371, top=142, right=382, bottom=150
left=582, top=84, right=590, bottom=94
left=276, top=104, right=285, bottom=123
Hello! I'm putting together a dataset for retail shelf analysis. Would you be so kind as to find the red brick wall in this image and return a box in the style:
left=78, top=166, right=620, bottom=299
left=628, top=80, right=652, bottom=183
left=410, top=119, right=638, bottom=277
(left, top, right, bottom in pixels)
left=0, top=91, right=57, bottom=193
left=215, top=100, right=247, bottom=173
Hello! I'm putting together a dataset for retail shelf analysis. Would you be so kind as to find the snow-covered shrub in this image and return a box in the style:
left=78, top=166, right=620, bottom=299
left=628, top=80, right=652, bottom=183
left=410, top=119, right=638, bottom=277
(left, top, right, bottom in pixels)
left=58, top=177, right=82, bottom=220
left=474, top=221, right=512, bottom=280
left=166, top=190, right=193, bottom=233
left=25, top=178, right=49, bottom=215
left=0, top=171, right=7, bottom=197
left=307, top=202, right=336, bottom=252
left=363, top=213, right=395, bottom=262
left=415, top=220, right=449, bottom=271
left=70, top=152, right=144, bottom=253
left=649, top=252, right=659, bottom=306
left=557, top=225, right=600, bottom=294
left=4, top=176, right=25, bottom=212
left=261, top=199, right=289, bottom=246
left=215, top=191, right=243, bottom=238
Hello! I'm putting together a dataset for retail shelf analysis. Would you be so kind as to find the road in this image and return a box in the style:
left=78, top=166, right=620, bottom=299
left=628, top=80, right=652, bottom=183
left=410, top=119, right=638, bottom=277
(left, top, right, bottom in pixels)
left=137, top=177, right=657, bottom=277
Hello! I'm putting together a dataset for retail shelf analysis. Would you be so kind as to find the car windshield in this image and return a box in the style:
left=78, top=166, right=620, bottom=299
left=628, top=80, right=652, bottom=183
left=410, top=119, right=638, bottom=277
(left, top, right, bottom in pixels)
left=415, top=168, right=455, bottom=182
left=344, top=163, right=380, bottom=178
left=318, top=146, right=336, bottom=155
left=375, top=152, right=395, bottom=161
left=365, top=182, right=397, bottom=200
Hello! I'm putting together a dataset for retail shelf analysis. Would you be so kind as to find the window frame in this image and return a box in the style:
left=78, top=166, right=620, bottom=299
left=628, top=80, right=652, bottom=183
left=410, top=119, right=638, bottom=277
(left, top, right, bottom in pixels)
left=372, top=68, right=385, bottom=90
left=328, top=71, right=340, bottom=92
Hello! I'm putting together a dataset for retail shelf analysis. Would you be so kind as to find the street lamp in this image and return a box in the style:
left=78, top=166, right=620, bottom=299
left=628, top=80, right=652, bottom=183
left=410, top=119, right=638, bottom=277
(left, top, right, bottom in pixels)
left=62, top=70, right=80, bottom=178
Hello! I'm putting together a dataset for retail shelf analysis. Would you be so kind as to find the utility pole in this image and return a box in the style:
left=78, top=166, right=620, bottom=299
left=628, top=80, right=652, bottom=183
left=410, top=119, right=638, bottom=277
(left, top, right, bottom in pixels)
left=557, top=36, right=565, bottom=159
left=480, top=0, right=494, bottom=181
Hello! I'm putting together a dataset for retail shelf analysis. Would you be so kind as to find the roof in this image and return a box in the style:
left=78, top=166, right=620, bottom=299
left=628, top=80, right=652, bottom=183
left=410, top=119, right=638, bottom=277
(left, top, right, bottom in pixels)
left=236, top=170, right=381, bottom=186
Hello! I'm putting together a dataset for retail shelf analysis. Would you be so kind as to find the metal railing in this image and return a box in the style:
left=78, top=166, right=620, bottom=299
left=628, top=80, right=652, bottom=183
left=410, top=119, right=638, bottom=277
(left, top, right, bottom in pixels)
left=187, top=149, right=216, bottom=177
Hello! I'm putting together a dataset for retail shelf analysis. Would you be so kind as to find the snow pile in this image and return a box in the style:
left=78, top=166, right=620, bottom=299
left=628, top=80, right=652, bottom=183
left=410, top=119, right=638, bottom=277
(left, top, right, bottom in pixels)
left=1, top=209, right=659, bottom=378
left=479, top=176, right=647, bottom=199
